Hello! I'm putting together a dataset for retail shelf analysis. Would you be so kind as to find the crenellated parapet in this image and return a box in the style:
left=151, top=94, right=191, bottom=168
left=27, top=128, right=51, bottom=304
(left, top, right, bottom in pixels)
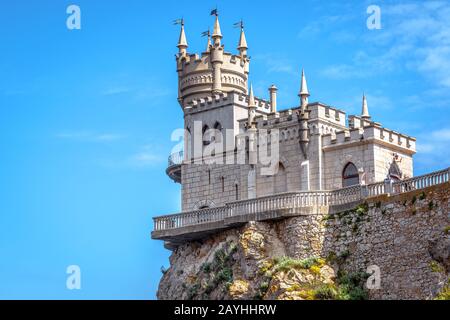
left=176, top=15, right=250, bottom=108
left=322, top=121, right=416, bottom=155
left=177, top=52, right=249, bottom=104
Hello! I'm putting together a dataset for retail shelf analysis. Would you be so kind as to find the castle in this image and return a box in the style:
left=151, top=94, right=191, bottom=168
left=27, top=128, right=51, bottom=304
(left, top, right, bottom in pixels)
left=153, top=14, right=420, bottom=245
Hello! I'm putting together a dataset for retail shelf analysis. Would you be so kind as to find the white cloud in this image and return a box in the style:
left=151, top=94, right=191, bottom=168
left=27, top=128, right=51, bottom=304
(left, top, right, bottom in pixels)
left=128, top=146, right=164, bottom=167
left=57, top=131, right=125, bottom=142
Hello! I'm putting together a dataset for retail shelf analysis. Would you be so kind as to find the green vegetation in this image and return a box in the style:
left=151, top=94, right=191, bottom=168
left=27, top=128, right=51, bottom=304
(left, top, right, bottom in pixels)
left=444, top=226, right=450, bottom=235
left=435, top=280, right=450, bottom=300
left=334, top=270, right=370, bottom=300
left=186, top=283, right=200, bottom=300
left=430, top=260, right=445, bottom=273
left=272, top=256, right=324, bottom=273
left=187, top=241, right=238, bottom=299
left=419, top=191, right=426, bottom=200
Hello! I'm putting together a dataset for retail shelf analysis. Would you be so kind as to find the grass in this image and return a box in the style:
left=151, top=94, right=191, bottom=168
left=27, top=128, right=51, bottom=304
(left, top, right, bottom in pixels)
left=435, top=280, right=450, bottom=300
left=272, top=256, right=323, bottom=273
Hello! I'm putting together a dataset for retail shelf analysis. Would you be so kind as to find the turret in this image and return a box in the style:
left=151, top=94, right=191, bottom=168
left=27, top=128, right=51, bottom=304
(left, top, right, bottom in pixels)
left=175, top=13, right=249, bottom=106
left=177, top=19, right=188, bottom=56
left=248, top=84, right=256, bottom=129
left=205, top=30, right=211, bottom=53
left=297, top=69, right=310, bottom=158
left=211, top=14, right=224, bottom=93
left=361, top=93, right=370, bottom=119
left=299, top=69, right=309, bottom=111
left=237, top=21, right=248, bottom=58
left=212, top=14, right=222, bottom=45
left=247, top=84, right=257, bottom=165
left=269, top=85, right=277, bottom=113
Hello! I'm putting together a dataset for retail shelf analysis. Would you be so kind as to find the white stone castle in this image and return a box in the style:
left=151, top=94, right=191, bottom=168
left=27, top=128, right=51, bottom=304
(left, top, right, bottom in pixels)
left=153, top=14, right=425, bottom=245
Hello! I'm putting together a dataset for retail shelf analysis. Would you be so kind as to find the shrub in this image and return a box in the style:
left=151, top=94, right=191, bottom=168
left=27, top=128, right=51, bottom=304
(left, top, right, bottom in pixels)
left=272, top=256, right=321, bottom=272
left=313, top=284, right=338, bottom=300
left=444, top=226, right=450, bottom=234
left=430, top=261, right=445, bottom=273
left=201, top=262, right=211, bottom=273
left=435, top=280, right=450, bottom=300
left=336, top=271, right=369, bottom=300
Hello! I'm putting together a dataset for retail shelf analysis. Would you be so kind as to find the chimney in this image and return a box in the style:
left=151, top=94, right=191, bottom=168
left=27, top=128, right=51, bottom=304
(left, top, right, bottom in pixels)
left=269, top=85, right=278, bottom=113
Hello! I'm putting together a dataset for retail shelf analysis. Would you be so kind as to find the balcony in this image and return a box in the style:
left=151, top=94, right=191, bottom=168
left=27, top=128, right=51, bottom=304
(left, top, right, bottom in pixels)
left=166, top=151, right=183, bottom=183
left=152, top=168, right=450, bottom=245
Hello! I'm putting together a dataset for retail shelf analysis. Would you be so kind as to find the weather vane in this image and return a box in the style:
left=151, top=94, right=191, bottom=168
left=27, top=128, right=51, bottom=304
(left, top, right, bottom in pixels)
left=233, top=20, right=244, bottom=29
left=173, top=18, right=184, bottom=26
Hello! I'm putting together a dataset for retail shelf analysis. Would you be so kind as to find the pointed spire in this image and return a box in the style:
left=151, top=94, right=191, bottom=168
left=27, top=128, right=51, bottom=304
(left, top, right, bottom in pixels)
left=177, top=19, right=188, bottom=54
left=299, top=69, right=310, bottom=109
left=249, top=84, right=256, bottom=107
left=212, top=15, right=222, bottom=44
left=206, top=33, right=211, bottom=52
left=299, top=69, right=309, bottom=96
left=237, top=22, right=248, bottom=52
left=361, top=93, right=370, bottom=119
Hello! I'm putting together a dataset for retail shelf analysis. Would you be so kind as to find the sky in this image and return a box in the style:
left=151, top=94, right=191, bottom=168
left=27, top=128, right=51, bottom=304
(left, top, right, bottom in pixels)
left=0, top=0, right=449, bottom=299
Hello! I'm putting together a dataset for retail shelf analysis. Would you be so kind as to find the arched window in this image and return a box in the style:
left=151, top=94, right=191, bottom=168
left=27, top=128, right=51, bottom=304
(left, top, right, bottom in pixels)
left=202, top=125, right=210, bottom=146
left=186, top=127, right=192, bottom=160
left=235, top=184, right=239, bottom=200
left=221, top=176, right=225, bottom=192
left=342, top=162, right=359, bottom=187
left=212, top=122, right=222, bottom=143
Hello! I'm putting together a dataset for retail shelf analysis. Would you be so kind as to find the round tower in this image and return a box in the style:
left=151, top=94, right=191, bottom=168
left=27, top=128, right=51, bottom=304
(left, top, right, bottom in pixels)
left=175, top=15, right=250, bottom=109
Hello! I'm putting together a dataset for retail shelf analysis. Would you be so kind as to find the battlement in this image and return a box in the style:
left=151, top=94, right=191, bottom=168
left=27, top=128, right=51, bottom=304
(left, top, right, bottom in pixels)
left=177, top=51, right=249, bottom=104
left=323, top=122, right=416, bottom=154
left=184, top=90, right=271, bottom=116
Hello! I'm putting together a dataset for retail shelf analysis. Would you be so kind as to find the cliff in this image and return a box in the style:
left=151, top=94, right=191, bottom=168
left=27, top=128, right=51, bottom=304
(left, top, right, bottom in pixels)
left=157, top=183, right=450, bottom=300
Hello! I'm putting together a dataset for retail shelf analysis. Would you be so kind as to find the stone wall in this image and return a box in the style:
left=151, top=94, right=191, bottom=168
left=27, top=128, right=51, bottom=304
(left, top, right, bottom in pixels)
left=158, top=182, right=449, bottom=300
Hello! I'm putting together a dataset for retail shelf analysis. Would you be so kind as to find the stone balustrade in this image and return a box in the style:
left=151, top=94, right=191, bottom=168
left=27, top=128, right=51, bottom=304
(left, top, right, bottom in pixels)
left=153, top=167, right=449, bottom=241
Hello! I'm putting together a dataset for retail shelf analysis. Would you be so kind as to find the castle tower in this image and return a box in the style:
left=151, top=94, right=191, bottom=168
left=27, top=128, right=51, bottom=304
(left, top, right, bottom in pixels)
left=176, top=13, right=257, bottom=160
left=176, top=15, right=250, bottom=107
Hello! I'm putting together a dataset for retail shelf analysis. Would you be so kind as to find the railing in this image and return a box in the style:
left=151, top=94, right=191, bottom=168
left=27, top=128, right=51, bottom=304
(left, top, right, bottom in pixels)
left=367, top=182, right=385, bottom=197
left=228, top=191, right=333, bottom=217
left=392, top=168, right=449, bottom=194
left=168, top=151, right=184, bottom=168
left=153, top=167, right=449, bottom=234
left=329, top=185, right=362, bottom=205
left=153, top=206, right=229, bottom=231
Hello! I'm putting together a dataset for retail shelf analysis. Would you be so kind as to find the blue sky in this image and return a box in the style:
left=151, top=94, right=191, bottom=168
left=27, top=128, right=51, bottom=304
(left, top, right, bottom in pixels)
left=0, top=0, right=449, bottom=299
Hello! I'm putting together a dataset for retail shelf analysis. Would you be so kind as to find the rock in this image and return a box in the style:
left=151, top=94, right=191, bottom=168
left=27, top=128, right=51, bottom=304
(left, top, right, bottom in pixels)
left=228, top=279, right=250, bottom=299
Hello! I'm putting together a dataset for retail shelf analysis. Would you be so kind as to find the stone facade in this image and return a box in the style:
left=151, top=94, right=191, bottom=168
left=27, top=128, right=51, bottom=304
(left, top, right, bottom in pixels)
left=157, top=183, right=450, bottom=300
left=174, top=15, right=416, bottom=213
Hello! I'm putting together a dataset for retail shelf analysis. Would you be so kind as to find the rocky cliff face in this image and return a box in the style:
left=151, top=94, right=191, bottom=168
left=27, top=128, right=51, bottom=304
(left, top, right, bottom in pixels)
left=157, top=183, right=450, bottom=300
